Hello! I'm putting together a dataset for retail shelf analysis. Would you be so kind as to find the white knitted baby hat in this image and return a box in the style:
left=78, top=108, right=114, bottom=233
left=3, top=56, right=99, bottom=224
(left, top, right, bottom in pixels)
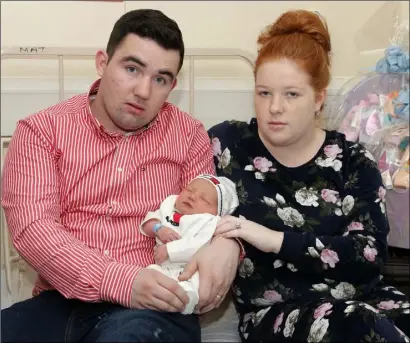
left=194, top=174, right=239, bottom=216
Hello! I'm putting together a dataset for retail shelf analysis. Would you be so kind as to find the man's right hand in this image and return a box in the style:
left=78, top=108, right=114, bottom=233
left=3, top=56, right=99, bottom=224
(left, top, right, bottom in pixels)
left=156, top=226, right=181, bottom=243
left=131, top=269, right=189, bottom=312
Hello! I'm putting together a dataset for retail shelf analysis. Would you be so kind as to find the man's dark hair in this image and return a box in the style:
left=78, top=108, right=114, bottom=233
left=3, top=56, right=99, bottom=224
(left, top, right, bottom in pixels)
left=106, top=9, right=185, bottom=72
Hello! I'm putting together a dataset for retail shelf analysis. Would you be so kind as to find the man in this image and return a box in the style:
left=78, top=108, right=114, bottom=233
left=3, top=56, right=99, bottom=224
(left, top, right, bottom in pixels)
left=1, top=9, right=241, bottom=342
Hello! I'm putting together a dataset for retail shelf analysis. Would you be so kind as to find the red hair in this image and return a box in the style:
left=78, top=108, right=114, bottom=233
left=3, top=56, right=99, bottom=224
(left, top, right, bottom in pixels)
left=255, top=10, right=332, bottom=94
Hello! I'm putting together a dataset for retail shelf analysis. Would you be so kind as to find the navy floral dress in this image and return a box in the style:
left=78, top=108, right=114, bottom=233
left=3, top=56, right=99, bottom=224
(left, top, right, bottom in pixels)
left=208, top=119, right=410, bottom=342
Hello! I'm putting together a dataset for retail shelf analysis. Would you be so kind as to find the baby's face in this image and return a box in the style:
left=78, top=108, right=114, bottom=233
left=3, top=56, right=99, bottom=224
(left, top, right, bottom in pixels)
left=175, top=178, right=218, bottom=215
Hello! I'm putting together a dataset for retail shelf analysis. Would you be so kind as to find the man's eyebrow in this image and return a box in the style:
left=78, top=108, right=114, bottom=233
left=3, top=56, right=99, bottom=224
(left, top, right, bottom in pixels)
left=121, top=55, right=147, bottom=68
left=120, top=55, right=175, bottom=80
left=158, top=69, right=175, bottom=80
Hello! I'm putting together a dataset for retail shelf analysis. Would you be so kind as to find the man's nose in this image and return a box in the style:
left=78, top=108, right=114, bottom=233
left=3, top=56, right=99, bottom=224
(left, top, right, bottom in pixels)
left=134, top=77, right=151, bottom=100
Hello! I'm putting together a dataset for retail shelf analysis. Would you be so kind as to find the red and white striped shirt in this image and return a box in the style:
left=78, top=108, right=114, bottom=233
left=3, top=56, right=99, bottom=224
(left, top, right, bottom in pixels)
left=1, top=79, right=215, bottom=308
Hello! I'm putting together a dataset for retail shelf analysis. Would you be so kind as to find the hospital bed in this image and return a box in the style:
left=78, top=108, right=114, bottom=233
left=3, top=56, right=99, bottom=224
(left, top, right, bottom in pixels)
left=1, top=46, right=257, bottom=341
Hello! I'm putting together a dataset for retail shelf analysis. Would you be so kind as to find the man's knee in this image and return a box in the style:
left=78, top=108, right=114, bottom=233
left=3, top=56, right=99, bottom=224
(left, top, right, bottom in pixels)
left=1, top=291, right=73, bottom=342
left=86, top=308, right=200, bottom=342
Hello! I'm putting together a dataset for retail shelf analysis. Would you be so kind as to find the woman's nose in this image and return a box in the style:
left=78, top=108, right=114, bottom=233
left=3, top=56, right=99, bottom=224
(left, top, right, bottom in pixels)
left=269, top=94, right=284, bottom=114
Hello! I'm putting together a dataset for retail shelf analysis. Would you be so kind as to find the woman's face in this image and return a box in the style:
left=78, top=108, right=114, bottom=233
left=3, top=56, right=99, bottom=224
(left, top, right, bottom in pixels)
left=254, top=58, right=325, bottom=147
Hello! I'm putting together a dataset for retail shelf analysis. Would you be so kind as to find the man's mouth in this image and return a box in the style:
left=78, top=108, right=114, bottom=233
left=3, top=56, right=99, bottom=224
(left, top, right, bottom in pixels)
left=125, top=102, right=145, bottom=114
left=128, top=102, right=144, bottom=110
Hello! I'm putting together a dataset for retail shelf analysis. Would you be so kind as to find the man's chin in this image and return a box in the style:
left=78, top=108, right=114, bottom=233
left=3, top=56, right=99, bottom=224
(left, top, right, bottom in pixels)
left=116, top=118, right=152, bottom=133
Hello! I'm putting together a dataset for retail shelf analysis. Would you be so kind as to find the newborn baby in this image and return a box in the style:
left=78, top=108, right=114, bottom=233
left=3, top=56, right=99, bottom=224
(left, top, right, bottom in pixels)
left=140, top=174, right=239, bottom=314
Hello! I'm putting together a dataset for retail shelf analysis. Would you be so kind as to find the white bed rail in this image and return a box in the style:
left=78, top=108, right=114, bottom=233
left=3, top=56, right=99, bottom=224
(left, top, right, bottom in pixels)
left=1, top=46, right=255, bottom=302
left=1, top=137, right=14, bottom=298
left=1, top=46, right=256, bottom=116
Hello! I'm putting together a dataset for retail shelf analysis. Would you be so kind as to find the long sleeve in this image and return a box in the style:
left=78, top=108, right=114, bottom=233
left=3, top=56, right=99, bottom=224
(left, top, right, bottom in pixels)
left=208, top=121, right=250, bottom=261
left=276, top=150, right=389, bottom=284
left=180, top=122, right=215, bottom=187
left=139, top=195, right=178, bottom=236
left=1, top=120, right=141, bottom=307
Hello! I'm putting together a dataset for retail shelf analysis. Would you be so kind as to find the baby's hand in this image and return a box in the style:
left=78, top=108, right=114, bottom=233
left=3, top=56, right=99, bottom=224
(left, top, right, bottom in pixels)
left=154, top=245, right=169, bottom=265
left=156, top=226, right=181, bottom=243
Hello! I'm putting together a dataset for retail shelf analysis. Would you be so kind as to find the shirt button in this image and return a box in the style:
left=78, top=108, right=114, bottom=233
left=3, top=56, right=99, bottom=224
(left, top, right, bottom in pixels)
left=112, top=201, right=117, bottom=205
left=104, top=250, right=109, bottom=256
left=117, top=167, right=123, bottom=172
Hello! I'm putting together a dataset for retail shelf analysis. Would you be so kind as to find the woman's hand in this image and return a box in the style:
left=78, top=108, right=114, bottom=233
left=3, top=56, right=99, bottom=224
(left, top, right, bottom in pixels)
left=214, top=215, right=284, bottom=254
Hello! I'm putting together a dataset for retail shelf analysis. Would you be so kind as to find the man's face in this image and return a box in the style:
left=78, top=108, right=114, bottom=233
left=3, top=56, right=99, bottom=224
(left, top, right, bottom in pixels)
left=94, top=34, right=180, bottom=133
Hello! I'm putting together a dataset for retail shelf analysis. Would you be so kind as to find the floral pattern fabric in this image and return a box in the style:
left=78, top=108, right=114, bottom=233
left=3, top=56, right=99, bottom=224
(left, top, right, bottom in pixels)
left=208, top=119, right=410, bottom=342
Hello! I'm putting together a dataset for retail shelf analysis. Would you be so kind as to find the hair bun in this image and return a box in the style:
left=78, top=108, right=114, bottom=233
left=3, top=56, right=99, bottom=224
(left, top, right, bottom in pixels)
left=258, top=10, right=331, bottom=54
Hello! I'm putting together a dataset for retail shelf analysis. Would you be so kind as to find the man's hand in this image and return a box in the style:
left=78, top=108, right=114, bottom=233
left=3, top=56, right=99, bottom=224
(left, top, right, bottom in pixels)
left=156, top=226, right=181, bottom=243
left=131, top=269, right=189, bottom=312
left=154, top=245, right=169, bottom=265
left=178, top=237, right=240, bottom=314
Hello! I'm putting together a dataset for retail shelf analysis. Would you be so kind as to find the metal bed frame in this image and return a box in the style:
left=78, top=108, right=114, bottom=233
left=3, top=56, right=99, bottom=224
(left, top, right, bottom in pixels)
left=0, top=46, right=256, bottom=301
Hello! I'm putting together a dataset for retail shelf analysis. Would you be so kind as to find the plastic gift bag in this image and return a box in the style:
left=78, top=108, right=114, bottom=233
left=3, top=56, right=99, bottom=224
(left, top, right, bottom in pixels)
left=327, top=1, right=409, bottom=135
left=386, top=189, right=409, bottom=249
left=328, top=73, right=408, bottom=145
left=354, top=1, right=409, bottom=74
left=327, top=3, right=409, bottom=180
left=326, top=3, right=409, bottom=249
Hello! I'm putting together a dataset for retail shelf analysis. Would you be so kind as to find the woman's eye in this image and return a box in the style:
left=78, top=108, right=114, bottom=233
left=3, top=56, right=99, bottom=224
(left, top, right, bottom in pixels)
left=287, top=92, right=299, bottom=98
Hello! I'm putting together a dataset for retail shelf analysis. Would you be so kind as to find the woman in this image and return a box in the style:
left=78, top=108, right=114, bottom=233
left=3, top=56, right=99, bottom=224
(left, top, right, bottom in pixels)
left=208, top=9, right=410, bottom=342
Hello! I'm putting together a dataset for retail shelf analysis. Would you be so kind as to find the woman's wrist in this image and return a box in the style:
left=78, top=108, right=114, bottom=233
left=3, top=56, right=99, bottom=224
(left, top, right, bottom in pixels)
left=269, top=230, right=284, bottom=254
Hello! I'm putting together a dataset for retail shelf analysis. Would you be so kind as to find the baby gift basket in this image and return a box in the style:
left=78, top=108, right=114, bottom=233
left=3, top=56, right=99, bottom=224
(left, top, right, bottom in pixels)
left=328, top=6, right=409, bottom=249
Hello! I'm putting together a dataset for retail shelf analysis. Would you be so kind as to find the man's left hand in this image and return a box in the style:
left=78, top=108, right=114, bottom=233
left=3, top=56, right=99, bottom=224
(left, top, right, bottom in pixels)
left=178, top=237, right=240, bottom=314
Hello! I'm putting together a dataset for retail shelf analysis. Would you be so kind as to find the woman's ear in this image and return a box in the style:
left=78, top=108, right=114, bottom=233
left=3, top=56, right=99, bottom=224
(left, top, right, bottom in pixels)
left=316, top=89, right=327, bottom=112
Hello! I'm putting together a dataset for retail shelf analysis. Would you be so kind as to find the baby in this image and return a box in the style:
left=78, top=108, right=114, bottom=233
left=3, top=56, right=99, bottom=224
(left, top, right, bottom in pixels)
left=139, top=174, right=239, bottom=314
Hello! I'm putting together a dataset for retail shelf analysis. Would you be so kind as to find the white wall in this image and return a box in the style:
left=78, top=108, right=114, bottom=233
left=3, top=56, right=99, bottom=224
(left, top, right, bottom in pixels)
left=2, top=1, right=408, bottom=137
left=2, top=1, right=408, bottom=133
left=125, top=1, right=409, bottom=77
left=2, top=1, right=408, bottom=77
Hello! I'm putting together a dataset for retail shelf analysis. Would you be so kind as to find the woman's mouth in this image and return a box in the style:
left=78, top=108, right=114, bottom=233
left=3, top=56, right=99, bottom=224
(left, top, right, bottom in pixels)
left=268, top=121, right=287, bottom=129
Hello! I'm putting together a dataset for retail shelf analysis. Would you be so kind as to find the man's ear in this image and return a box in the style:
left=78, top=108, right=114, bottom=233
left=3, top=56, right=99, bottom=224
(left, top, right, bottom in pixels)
left=171, top=78, right=178, bottom=90
left=95, top=50, right=109, bottom=78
